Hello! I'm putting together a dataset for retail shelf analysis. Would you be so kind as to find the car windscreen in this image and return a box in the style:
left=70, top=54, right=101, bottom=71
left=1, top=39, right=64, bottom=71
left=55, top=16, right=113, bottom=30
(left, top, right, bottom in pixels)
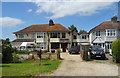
left=92, top=47, right=103, bottom=51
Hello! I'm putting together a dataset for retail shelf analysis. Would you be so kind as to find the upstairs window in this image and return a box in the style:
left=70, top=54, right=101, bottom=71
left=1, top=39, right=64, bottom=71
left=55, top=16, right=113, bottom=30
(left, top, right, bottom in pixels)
left=96, top=31, right=100, bottom=36
left=81, top=35, right=86, bottom=39
left=37, top=33, right=44, bottom=38
left=106, top=29, right=116, bottom=36
left=81, top=34, right=89, bottom=39
left=50, top=32, right=60, bottom=38
left=62, top=33, right=66, bottom=38
left=73, top=35, right=77, bottom=39
left=19, top=34, right=24, bottom=38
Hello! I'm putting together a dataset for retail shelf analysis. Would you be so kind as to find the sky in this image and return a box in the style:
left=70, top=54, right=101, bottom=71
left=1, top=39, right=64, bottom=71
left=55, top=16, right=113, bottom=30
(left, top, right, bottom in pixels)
left=1, top=0, right=119, bottom=41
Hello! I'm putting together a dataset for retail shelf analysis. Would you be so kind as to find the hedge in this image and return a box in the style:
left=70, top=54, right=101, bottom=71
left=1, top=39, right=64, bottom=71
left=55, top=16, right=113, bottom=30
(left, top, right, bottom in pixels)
left=112, top=39, right=120, bottom=63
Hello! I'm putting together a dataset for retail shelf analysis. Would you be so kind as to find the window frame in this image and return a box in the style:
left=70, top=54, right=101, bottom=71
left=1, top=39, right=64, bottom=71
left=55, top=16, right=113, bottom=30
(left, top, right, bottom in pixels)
left=96, top=31, right=100, bottom=36
left=37, top=32, right=44, bottom=38
left=106, top=29, right=116, bottom=36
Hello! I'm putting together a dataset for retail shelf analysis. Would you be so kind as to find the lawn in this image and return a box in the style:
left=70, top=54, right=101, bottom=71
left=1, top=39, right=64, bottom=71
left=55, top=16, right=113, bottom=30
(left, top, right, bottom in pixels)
left=1, top=60, right=61, bottom=76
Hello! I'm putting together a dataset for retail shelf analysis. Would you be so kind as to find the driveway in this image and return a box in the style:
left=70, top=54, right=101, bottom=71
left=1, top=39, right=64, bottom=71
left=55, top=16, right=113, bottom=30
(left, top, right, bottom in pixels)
left=50, top=53, right=118, bottom=76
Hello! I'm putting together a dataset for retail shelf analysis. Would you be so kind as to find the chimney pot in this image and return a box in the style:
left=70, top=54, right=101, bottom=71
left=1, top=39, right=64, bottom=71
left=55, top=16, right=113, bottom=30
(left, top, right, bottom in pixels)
left=49, top=19, right=54, bottom=26
left=111, top=16, right=118, bottom=22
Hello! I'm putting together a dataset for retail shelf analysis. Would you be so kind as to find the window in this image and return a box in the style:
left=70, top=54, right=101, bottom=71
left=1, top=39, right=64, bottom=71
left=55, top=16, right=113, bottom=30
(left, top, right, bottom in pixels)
left=81, top=35, right=86, bottom=39
left=62, top=33, right=66, bottom=38
left=37, top=33, right=44, bottom=38
left=73, top=35, right=77, bottom=39
left=37, top=43, right=46, bottom=49
left=50, top=32, right=60, bottom=38
left=81, top=34, right=89, bottom=39
left=106, top=42, right=112, bottom=49
left=26, top=34, right=29, bottom=37
left=96, top=31, right=100, bottom=36
left=19, top=34, right=24, bottom=38
left=106, top=29, right=116, bottom=36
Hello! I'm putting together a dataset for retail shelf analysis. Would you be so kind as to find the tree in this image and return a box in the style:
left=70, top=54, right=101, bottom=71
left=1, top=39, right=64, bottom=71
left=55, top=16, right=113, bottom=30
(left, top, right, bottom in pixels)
left=68, top=25, right=78, bottom=47
left=79, top=30, right=87, bottom=34
left=68, top=25, right=78, bottom=33
left=2, top=38, right=14, bottom=63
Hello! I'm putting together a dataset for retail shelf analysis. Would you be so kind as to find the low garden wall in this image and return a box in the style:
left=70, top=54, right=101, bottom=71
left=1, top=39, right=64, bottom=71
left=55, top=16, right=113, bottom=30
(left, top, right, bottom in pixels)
left=19, top=52, right=60, bottom=61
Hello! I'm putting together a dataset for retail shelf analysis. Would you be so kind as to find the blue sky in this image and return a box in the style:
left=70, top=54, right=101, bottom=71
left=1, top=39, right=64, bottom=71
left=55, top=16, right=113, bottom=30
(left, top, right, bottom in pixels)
left=1, top=1, right=119, bottom=41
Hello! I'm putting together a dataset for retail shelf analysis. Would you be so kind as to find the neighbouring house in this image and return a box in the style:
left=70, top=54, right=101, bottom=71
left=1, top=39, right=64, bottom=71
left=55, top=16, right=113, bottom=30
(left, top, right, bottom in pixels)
left=78, top=31, right=90, bottom=46
left=89, top=16, right=120, bottom=53
left=12, top=20, right=73, bottom=52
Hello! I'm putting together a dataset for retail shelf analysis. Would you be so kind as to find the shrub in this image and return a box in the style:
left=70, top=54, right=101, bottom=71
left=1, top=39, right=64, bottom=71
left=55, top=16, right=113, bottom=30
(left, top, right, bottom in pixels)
left=17, top=50, right=31, bottom=54
left=12, top=53, right=21, bottom=63
left=112, top=39, right=120, bottom=63
left=2, top=38, right=14, bottom=63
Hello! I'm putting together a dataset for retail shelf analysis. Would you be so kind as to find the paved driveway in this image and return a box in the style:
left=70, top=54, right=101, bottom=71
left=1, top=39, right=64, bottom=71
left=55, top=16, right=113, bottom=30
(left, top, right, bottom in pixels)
left=50, top=53, right=118, bottom=76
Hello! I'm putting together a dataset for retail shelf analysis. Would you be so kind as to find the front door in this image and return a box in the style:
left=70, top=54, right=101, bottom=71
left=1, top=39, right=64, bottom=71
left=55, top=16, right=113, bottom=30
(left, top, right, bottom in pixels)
left=61, top=43, right=68, bottom=52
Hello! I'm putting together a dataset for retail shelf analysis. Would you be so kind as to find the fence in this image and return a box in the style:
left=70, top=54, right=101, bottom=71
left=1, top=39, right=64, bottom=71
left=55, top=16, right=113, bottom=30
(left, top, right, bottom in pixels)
left=80, top=45, right=90, bottom=61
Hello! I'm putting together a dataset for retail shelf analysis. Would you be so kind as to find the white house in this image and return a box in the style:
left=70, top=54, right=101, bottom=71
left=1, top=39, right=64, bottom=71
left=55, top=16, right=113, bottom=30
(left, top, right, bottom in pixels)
left=12, top=20, right=74, bottom=52
left=89, top=16, right=120, bottom=53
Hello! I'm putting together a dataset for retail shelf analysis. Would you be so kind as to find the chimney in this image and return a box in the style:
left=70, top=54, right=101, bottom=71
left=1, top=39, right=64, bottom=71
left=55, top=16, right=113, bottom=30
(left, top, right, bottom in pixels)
left=49, top=19, right=54, bottom=26
left=111, top=16, right=118, bottom=22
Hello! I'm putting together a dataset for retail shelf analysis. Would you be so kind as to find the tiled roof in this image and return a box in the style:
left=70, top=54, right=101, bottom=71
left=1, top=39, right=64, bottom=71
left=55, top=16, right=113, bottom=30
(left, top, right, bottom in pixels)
left=13, top=24, right=70, bottom=34
left=89, top=21, right=120, bottom=32
left=12, top=39, right=35, bottom=42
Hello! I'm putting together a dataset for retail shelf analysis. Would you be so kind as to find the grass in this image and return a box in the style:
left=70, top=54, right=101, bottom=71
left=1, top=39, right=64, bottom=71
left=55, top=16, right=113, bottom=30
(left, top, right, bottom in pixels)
left=1, top=60, right=61, bottom=76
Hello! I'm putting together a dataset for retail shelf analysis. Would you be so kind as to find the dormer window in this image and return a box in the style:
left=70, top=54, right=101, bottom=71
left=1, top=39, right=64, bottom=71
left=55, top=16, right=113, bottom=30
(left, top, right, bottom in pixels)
left=96, top=31, right=100, bottom=36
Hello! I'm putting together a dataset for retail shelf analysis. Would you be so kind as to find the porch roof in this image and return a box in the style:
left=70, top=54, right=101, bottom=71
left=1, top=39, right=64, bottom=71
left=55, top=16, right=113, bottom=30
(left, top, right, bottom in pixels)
left=92, top=37, right=105, bottom=43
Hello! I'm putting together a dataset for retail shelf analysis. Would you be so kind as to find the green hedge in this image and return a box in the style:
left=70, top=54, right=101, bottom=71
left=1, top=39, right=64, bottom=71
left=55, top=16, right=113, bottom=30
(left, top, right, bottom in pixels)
left=112, top=39, right=120, bottom=63
left=17, top=50, right=31, bottom=54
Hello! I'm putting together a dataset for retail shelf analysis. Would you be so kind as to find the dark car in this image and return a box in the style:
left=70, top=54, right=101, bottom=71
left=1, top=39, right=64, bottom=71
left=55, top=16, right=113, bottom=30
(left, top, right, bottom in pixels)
left=89, top=46, right=106, bottom=60
left=69, top=46, right=80, bottom=54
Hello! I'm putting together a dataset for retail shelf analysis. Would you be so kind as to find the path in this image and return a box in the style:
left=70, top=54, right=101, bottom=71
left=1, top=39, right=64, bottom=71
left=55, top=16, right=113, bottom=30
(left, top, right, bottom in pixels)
left=50, top=53, right=118, bottom=76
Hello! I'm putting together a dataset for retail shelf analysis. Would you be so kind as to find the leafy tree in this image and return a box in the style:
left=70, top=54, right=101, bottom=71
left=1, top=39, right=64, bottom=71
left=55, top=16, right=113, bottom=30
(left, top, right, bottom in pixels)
left=68, top=25, right=78, bottom=33
left=79, top=30, right=87, bottom=34
left=2, top=38, right=14, bottom=63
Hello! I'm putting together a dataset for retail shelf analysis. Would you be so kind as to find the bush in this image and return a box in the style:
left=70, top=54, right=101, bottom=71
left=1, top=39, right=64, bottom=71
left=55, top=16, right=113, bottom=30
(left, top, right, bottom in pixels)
left=2, top=38, right=14, bottom=63
left=12, top=53, right=21, bottom=63
left=17, top=50, right=31, bottom=54
left=112, top=39, right=120, bottom=63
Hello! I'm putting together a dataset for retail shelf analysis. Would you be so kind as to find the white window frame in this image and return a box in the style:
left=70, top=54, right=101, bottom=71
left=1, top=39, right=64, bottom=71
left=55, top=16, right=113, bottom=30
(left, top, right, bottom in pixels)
left=19, top=34, right=24, bottom=39
left=37, top=32, right=44, bottom=38
left=106, top=29, right=116, bottom=36
left=96, top=31, right=100, bottom=36
left=50, top=32, right=60, bottom=38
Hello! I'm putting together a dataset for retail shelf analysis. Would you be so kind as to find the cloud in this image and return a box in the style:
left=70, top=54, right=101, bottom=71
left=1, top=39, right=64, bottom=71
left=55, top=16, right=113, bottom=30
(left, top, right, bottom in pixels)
left=28, top=0, right=118, bottom=18
left=27, top=9, right=33, bottom=12
left=0, top=17, right=24, bottom=27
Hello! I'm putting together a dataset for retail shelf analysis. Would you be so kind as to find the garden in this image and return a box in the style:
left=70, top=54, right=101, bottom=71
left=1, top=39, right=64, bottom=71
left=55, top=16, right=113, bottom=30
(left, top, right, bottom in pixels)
left=1, top=38, right=61, bottom=76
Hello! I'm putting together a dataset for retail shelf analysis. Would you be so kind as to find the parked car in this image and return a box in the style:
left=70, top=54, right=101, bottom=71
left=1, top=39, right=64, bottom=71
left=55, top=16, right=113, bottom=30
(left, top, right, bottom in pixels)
left=89, top=46, right=106, bottom=60
left=69, top=46, right=80, bottom=54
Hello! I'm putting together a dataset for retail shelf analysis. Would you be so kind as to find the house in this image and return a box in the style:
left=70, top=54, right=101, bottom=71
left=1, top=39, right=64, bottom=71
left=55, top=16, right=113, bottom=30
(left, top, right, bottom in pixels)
left=12, top=20, right=73, bottom=52
left=78, top=31, right=90, bottom=46
left=89, top=16, right=120, bottom=53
